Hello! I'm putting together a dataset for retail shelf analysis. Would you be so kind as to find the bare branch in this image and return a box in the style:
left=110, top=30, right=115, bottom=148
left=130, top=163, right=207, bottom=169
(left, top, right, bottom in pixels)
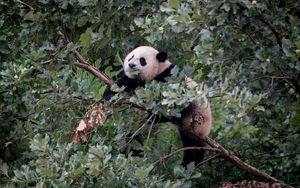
left=221, top=180, right=292, bottom=188
left=251, top=76, right=292, bottom=82
left=260, top=18, right=283, bottom=50
left=57, top=31, right=114, bottom=86
left=275, top=65, right=300, bottom=95
left=16, top=0, right=34, bottom=11
left=73, top=62, right=114, bottom=86
left=205, top=137, right=284, bottom=183
left=153, top=147, right=220, bottom=166
left=146, top=115, right=156, bottom=145
left=195, top=153, right=221, bottom=168
left=119, top=114, right=155, bottom=150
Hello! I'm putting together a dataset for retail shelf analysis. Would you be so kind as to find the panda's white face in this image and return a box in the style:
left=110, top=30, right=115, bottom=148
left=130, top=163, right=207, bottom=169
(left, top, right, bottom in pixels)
left=123, top=46, right=171, bottom=81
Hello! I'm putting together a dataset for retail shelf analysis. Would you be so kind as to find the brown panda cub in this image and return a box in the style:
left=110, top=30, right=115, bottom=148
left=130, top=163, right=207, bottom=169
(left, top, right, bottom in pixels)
left=103, top=46, right=212, bottom=167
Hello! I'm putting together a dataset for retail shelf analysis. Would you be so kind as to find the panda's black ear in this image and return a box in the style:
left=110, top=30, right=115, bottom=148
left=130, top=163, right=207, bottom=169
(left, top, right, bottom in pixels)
left=133, top=44, right=140, bottom=49
left=156, top=51, right=168, bottom=62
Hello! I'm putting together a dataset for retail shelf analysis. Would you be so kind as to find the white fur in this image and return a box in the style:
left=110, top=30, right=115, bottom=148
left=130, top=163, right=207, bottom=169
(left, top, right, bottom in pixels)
left=123, top=46, right=171, bottom=81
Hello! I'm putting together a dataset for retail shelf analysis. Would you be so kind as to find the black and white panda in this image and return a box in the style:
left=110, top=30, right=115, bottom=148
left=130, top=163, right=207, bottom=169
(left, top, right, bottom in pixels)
left=103, top=46, right=212, bottom=167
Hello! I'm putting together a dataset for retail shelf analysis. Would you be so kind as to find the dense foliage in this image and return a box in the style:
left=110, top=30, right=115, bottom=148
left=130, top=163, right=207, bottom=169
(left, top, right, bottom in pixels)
left=1, top=0, right=299, bottom=187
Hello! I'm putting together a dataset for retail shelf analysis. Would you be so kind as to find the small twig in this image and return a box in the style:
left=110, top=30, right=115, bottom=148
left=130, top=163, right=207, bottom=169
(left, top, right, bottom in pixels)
left=119, top=114, right=155, bottom=150
left=130, top=114, right=154, bottom=140
left=195, top=153, right=221, bottom=168
left=153, top=147, right=220, bottom=166
left=251, top=76, right=292, bottom=82
left=275, top=65, right=300, bottom=94
left=146, top=115, right=156, bottom=145
left=16, top=0, right=34, bottom=10
left=40, top=59, right=53, bottom=65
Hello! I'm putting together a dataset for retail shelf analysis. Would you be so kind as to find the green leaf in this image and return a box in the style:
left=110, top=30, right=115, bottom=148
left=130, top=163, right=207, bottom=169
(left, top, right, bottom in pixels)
left=30, top=134, right=50, bottom=152
left=80, top=28, right=93, bottom=48
left=23, top=11, right=35, bottom=21
left=168, top=0, right=179, bottom=9
left=0, top=162, right=9, bottom=177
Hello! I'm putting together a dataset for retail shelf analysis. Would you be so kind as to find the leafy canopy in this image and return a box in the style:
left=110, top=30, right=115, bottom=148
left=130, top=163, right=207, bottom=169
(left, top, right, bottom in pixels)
left=0, top=0, right=299, bottom=187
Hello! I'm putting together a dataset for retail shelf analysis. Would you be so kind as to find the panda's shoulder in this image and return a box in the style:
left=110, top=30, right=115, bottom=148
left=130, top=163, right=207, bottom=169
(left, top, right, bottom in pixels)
left=154, top=64, right=175, bottom=82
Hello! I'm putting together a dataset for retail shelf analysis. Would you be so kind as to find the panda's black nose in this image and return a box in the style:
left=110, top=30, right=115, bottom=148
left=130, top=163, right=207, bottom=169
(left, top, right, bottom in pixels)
left=129, top=63, right=135, bottom=68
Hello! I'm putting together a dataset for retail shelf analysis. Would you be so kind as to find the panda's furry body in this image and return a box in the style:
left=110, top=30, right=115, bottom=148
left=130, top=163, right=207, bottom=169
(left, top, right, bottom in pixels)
left=103, top=46, right=212, bottom=167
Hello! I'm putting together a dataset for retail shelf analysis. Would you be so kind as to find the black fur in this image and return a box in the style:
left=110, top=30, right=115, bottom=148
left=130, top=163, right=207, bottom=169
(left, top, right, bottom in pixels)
left=128, top=55, right=135, bottom=62
left=179, top=130, right=206, bottom=167
left=154, top=64, right=175, bottom=82
left=156, top=51, right=168, bottom=62
left=102, top=74, right=145, bottom=100
left=140, top=57, right=147, bottom=66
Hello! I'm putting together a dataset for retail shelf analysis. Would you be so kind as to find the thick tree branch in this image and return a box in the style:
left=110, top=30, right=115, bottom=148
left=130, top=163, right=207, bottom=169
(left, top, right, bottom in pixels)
left=57, top=31, right=289, bottom=185
left=205, top=137, right=284, bottom=183
left=260, top=18, right=283, bottom=50
left=236, top=3, right=283, bottom=50
left=74, top=62, right=114, bottom=86
left=57, top=31, right=114, bottom=86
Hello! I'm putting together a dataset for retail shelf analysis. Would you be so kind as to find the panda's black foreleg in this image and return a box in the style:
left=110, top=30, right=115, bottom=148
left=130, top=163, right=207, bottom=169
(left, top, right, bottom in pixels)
left=102, top=87, right=117, bottom=101
left=102, top=74, right=143, bottom=101
left=179, top=129, right=206, bottom=168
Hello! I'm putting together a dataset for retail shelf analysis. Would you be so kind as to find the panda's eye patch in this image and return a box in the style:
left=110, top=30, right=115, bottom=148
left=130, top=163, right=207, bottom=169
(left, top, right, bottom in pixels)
left=128, top=55, right=135, bottom=62
left=140, top=57, right=147, bottom=66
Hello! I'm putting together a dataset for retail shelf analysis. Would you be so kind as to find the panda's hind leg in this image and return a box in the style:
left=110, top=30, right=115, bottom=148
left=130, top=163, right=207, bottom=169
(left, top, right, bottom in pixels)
left=179, top=129, right=206, bottom=168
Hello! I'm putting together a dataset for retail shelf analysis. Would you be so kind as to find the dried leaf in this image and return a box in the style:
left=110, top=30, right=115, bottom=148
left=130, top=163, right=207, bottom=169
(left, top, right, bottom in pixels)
left=71, top=103, right=106, bottom=143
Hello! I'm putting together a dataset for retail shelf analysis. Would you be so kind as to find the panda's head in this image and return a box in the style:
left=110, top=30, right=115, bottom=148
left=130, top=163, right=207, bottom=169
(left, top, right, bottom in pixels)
left=123, top=46, right=171, bottom=81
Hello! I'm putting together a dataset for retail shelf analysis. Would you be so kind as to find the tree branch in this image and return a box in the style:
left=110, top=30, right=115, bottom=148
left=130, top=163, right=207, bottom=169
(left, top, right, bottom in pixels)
left=16, top=0, right=34, bottom=11
left=119, top=114, right=155, bottom=150
left=57, top=31, right=114, bottom=86
left=153, top=147, right=220, bottom=166
left=205, top=137, right=284, bottom=183
left=195, top=153, right=221, bottom=168
left=73, top=62, right=114, bottom=86
left=57, top=31, right=289, bottom=185
left=260, top=18, right=283, bottom=50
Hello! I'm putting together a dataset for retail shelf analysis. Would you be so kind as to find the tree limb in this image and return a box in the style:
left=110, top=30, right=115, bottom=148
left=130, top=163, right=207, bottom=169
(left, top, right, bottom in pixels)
left=153, top=147, right=220, bottom=166
left=205, top=137, right=284, bottom=183
left=57, top=31, right=114, bottom=86
left=195, top=153, right=221, bottom=168
left=16, top=0, right=34, bottom=11
left=260, top=18, right=283, bottom=50
left=73, top=62, right=114, bottom=86
left=57, top=31, right=289, bottom=184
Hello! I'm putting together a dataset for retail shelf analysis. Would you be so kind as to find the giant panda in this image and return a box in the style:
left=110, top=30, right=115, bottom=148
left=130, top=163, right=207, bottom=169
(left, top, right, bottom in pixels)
left=103, top=46, right=212, bottom=167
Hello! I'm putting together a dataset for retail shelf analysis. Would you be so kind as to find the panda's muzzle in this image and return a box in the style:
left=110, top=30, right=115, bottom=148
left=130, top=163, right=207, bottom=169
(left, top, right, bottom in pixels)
left=128, top=63, right=136, bottom=68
